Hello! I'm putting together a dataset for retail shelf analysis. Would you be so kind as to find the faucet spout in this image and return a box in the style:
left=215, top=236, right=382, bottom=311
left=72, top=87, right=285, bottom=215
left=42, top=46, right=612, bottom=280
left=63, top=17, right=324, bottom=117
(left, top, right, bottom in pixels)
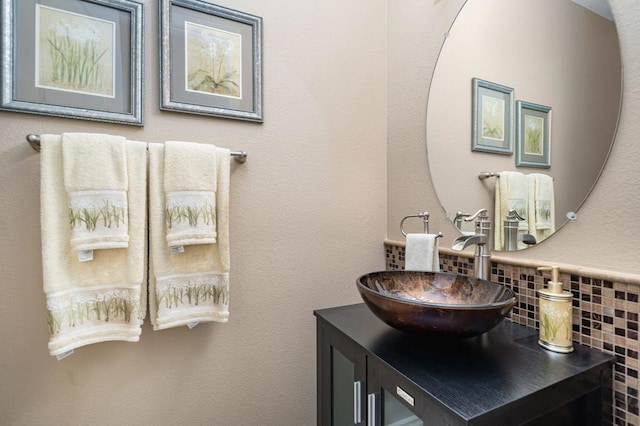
left=451, top=234, right=487, bottom=251
left=450, top=209, right=492, bottom=281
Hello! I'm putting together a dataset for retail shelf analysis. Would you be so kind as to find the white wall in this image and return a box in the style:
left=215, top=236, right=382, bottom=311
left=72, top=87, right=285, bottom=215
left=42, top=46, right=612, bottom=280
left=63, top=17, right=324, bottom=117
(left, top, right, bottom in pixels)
left=388, top=0, right=640, bottom=276
left=0, top=1, right=387, bottom=424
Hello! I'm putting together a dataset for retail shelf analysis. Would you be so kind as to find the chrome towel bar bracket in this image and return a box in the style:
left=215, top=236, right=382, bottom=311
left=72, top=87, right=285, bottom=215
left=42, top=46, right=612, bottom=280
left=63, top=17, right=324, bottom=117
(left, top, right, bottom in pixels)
left=478, top=172, right=500, bottom=180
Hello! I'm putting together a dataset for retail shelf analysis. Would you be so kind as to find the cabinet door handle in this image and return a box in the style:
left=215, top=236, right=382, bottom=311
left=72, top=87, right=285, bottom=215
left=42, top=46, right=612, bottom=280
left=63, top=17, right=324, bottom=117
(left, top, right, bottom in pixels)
left=353, top=381, right=362, bottom=424
left=367, top=393, right=376, bottom=426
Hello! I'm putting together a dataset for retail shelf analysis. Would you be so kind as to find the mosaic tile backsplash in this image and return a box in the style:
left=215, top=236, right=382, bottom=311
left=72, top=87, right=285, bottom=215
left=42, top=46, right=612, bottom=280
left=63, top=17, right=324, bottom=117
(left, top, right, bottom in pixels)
left=385, top=243, right=639, bottom=426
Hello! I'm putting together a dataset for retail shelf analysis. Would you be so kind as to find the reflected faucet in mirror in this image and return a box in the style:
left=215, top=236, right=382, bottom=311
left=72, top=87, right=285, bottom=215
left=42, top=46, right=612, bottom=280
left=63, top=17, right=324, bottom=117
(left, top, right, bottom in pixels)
left=504, top=209, right=536, bottom=252
left=493, top=171, right=555, bottom=251
left=451, top=209, right=491, bottom=280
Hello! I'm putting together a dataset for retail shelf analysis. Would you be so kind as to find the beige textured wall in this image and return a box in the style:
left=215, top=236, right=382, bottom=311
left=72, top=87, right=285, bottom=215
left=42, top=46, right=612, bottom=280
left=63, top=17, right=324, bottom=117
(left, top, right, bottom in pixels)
left=388, top=0, right=640, bottom=276
left=0, top=1, right=387, bottom=424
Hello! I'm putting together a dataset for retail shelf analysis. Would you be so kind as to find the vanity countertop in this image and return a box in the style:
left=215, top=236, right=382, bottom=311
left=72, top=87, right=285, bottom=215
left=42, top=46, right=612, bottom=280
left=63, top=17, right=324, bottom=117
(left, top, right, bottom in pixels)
left=315, top=303, right=615, bottom=424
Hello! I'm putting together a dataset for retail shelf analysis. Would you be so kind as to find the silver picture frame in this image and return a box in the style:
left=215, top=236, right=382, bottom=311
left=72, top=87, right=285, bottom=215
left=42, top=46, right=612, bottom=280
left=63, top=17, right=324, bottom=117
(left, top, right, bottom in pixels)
left=160, top=0, right=263, bottom=122
left=471, top=78, right=514, bottom=155
left=0, top=0, right=144, bottom=125
left=516, top=100, right=552, bottom=168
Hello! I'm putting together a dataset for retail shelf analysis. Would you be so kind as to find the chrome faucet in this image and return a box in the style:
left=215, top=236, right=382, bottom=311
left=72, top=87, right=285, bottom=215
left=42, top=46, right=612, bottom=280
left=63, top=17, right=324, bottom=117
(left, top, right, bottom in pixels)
left=451, top=209, right=491, bottom=280
left=503, top=209, right=537, bottom=251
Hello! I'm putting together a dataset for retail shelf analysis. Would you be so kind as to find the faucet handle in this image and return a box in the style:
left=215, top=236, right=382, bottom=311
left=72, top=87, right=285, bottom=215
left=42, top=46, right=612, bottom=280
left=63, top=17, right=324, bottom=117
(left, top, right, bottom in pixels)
left=464, top=209, right=488, bottom=222
left=507, top=209, right=526, bottom=221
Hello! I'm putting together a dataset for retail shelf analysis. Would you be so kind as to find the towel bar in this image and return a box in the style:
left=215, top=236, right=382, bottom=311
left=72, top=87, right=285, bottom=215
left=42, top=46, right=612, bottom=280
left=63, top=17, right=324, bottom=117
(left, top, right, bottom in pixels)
left=478, top=172, right=500, bottom=180
left=26, top=134, right=248, bottom=164
left=478, top=171, right=554, bottom=181
left=400, top=211, right=444, bottom=239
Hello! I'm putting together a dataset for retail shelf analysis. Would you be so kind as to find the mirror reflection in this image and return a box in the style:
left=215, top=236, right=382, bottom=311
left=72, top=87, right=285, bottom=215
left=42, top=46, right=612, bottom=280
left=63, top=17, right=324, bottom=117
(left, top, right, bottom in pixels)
left=426, top=0, right=622, bottom=251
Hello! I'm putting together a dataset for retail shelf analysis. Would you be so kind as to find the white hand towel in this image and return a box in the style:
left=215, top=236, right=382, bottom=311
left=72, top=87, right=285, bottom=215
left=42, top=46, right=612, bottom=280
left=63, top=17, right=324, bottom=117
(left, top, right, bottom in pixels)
left=149, top=144, right=230, bottom=330
left=405, top=234, right=440, bottom=272
left=164, top=141, right=218, bottom=248
left=494, top=171, right=531, bottom=250
left=62, top=133, right=129, bottom=252
left=41, top=135, right=147, bottom=357
left=531, top=173, right=555, bottom=243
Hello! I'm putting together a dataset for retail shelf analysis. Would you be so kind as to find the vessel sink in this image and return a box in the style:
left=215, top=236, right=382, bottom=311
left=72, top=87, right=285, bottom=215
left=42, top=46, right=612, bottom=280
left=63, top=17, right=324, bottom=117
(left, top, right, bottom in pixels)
left=356, top=271, right=516, bottom=338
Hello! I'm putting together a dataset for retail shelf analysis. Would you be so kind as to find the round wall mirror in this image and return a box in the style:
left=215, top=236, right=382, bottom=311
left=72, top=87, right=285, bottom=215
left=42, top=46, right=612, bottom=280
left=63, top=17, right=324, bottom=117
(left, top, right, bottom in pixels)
left=426, top=0, right=622, bottom=251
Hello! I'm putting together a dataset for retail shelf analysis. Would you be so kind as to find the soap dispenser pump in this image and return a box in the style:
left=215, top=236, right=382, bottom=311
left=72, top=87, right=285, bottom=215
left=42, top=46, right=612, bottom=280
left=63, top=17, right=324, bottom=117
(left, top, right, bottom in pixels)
left=537, top=266, right=573, bottom=353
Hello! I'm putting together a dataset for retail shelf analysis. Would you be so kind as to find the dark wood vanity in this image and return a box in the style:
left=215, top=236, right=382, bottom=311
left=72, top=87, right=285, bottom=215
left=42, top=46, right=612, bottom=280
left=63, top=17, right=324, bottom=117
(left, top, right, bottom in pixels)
left=316, top=303, right=615, bottom=425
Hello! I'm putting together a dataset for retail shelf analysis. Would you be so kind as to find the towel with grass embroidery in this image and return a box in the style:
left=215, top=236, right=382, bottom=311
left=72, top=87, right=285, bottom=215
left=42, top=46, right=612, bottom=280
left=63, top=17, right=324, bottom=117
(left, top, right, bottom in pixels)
left=149, top=143, right=230, bottom=330
left=164, top=141, right=218, bottom=249
left=62, top=133, right=130, bottom=253
left=41, top=135, right=147, bottom=356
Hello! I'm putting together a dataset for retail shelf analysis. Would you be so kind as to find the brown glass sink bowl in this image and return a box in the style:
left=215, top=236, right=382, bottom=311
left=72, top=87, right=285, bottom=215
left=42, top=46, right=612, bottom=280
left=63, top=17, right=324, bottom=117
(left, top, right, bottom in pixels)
left=357, top=271, right=516, bottom=339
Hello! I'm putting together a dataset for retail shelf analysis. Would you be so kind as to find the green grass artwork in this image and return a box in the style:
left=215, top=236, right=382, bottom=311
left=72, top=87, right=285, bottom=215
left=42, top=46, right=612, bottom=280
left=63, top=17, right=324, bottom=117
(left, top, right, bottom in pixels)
left=37, top=5, right=114, bottom=97
left=481, top=95, right=505, bottom=141
left=185, top=22, right=241, bottom=98
left=524, top=115, right=544, bottom=155
left=540, top=308, right=571, bottom=342
left=69, top=199, right=127, bottom=231
left=47, top=293, right=141, bottom=335
left=165, top=201, right=215, bottom=229
left=156, top=280, right=229, bottom=311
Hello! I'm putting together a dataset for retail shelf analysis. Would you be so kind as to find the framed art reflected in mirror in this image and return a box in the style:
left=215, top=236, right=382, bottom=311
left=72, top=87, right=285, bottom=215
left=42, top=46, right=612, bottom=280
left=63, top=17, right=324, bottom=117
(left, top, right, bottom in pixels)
left=471, top=78, right=514, bottom=155
left=516, top=101, right=551, bottom=168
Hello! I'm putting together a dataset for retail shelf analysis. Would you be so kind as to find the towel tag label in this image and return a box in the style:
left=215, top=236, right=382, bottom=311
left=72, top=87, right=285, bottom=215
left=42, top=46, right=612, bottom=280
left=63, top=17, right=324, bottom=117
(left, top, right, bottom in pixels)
left=171, top=245, right=185, bottom=254
left=77, top=250, right=94, bottom=263
left=56, top=350, right=74, bottom=361
left=187, top=322, right=200, bottom=329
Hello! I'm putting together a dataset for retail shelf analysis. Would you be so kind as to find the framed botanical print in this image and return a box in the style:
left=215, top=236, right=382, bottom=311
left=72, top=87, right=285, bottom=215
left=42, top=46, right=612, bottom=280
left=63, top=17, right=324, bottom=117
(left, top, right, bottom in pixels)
left=0, top=0, right=144, bottom=125
left=160, top=0, right=263, bottom=122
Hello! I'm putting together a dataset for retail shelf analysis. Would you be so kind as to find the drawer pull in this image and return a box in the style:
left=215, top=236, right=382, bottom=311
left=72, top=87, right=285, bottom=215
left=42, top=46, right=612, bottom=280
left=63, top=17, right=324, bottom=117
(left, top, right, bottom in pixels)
left=367, top=393, right=376, bottom=426
left=353, top=381, right=362, bottom=424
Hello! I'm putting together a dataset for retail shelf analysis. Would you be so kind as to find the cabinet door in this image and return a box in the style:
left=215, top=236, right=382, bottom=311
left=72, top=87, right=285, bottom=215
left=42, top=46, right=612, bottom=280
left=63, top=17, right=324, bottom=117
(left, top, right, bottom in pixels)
left=318, top=321, right=367, bottom=426
left=367, top=357, right=462, bottom=426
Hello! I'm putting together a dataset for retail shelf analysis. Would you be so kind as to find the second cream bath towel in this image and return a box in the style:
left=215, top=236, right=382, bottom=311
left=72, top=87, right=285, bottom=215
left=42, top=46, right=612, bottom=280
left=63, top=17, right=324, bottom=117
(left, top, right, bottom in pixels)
left=148, top=143, right=231, bottom=330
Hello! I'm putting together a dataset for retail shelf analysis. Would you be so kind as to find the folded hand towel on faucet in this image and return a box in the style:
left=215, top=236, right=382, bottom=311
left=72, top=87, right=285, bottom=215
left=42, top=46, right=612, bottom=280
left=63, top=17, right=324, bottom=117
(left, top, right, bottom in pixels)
left=405, top=234, right=440, bottom=272
left=149, top=144, right=230, bottom=330
left=164, top=141, right=218, bottom=248
left=41, top=135, right=147, bottom=356
left=62, top=133, right=130, bottom=252
left=494, top=171, right=530, bottom=250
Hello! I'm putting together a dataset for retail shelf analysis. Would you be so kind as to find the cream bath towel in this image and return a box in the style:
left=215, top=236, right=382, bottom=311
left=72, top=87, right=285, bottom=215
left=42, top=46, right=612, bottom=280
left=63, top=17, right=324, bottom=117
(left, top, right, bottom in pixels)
left=494, top=171, right=531, bottom=251
left=149, top=143, right=230, bottom=330
left=405, top=234, right=440, bottom=272
left=164, top=141, right=218, bottom=248
left=41, top=135, right=147, bottom=357
left=530, top=173, right=555, bottom=244
left=62, top=133, right=129, bottom=252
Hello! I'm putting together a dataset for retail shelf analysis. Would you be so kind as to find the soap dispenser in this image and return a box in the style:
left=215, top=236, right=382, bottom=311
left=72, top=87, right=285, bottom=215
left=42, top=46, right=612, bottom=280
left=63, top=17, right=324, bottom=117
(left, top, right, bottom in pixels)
left=537, top=266, right=573, bottom=353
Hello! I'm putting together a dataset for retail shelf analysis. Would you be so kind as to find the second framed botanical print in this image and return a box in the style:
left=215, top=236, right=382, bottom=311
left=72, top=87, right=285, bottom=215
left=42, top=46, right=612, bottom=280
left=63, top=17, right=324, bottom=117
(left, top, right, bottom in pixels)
left=160, top=0, right=263, bottom=122
left=516, top=101, right=551, bottom=168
